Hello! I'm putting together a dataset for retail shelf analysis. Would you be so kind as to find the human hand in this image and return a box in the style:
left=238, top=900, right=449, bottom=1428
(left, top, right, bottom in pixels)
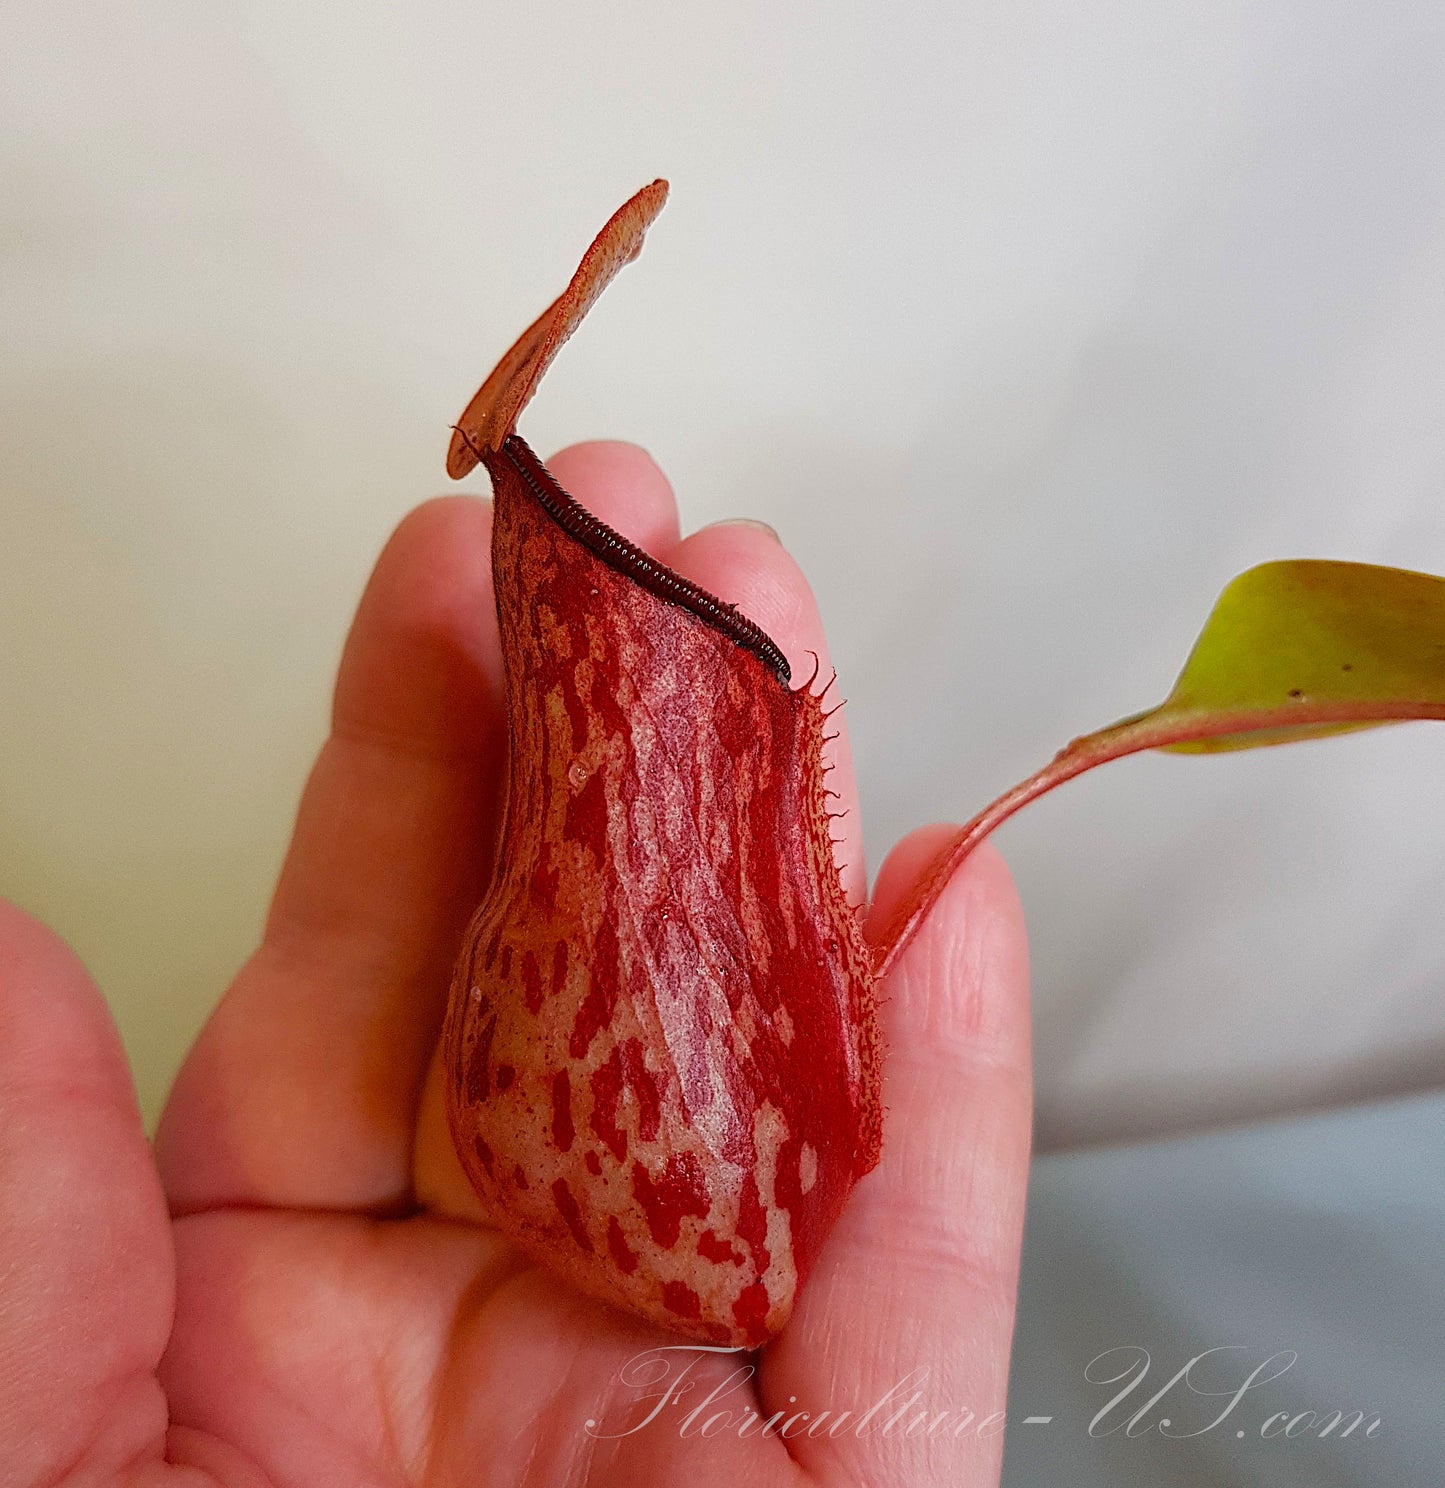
left=1, top=443, right=1031, bottom=1486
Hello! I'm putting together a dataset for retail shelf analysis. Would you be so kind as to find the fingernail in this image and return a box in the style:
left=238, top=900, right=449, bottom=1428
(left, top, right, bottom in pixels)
left=706, top=517, right=780, bottom=542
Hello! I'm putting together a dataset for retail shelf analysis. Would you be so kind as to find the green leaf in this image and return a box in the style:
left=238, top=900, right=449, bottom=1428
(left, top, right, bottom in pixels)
left=1155, top=560, right=1445, bottom=752
left=873, top=559, right=1445, bottom=976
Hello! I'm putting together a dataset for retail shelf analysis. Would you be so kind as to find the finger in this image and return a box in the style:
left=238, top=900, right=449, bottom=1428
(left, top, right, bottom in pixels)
left=161, top=450, right=683, bottom=1216
left=157, top=495, right=501, bottom=1215
left=0, top=902, right=173, bottom=1481
left=762, top=829, right=1032, bottom=1488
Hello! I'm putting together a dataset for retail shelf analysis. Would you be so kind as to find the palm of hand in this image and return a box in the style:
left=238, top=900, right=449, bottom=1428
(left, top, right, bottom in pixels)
left=2, top=445, right=1031, bottom=1488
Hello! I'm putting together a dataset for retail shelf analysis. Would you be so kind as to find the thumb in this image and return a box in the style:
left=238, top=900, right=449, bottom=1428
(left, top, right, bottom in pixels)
left=0, top=901, right=174, bottom=1480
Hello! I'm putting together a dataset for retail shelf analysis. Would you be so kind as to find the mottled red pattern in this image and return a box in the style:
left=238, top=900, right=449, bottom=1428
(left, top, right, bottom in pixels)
left=464, top=1014, right=495, bottom=1105
left=550, top=1069, right=575, bottom=1152
left=552, top=1177, right=592, bottom=1253
left=569, top=918, right=620, bottom=1058
left=472, top=1135, right=494, bottom=1176
left=732, top=1280, right=771, bottom=1338
left=618, top=1038, right=660, bottom=1141
left=442, top=436, right=879, bottom=1345
left=441, top=182, right=880, bottom=1347
left=607, top=1216, right=639, bottom=1276
left=587, top=1049, right=629, bottom=1162
left=630, top=1153, right=710, bottom=1250
left=661, top=1280, right=703, bottom=1321
left=735, top=1171, right=769, bottom=1261
left=698, top=1229, right=741, bottom=1266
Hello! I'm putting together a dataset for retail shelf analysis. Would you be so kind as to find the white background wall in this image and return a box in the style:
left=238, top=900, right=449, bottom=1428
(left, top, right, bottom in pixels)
left=4, top=1, right=1444, bottom=1138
